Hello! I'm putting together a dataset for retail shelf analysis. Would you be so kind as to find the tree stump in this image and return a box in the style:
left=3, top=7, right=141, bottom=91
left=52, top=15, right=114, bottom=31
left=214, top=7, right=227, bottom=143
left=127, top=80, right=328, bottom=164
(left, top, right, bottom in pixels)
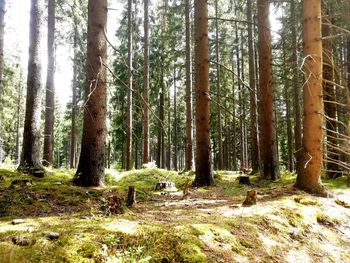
left=238, top=176, right=251, bottom=185
left=126, top=186, right=136, bottom=207
left=107, top=195, right=125, bottom=215
left=242, top=190, right=257, bottom=206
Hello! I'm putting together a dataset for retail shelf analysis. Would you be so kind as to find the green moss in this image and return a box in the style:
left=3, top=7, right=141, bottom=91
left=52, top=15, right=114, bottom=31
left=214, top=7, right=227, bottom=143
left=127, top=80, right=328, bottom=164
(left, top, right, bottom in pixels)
left=323, top=176, right=349, bottom=189
left=294, top=196, right=320, bottom=206
left=316, top=212, right=340, bottom=227
left=277, top=207, right=305, bottom=228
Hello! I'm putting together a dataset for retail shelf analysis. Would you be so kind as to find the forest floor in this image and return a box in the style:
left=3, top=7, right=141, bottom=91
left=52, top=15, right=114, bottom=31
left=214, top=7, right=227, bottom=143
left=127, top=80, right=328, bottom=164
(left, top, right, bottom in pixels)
left=0, top=166, right=350, bottom=263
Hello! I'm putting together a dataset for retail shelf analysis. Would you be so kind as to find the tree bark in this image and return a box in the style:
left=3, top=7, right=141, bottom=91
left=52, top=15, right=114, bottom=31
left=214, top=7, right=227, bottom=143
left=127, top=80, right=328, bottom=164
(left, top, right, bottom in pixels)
left=43, top=0, right=55, bottom=167
left=142, top=0, right=150, bottom=164
left=126, top=0, right=133, bottom=171
left=18, top=0, right=45, bottom=176
left=257, top=0, right=279, bottom=180
left=247, top=0, right=259, bottom=173
left=184, top=0, right=193, bottom=171
left=231, top=51, right=237, bottom=171
left=296, top=0, right=324, bottom=193
left=193, top=0, right=214, bottom=187
left=173, top=67, right=178, bottom=171
left=73, top=0, right=107, bottom=187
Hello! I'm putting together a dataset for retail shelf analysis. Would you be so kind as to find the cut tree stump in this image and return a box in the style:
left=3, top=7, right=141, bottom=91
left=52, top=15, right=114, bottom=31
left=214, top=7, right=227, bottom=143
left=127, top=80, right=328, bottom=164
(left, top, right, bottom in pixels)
left=126, top=186, right=136, bottom=207
left=238, top=176, right=251, bottom=185
left=107, top=195, right=125, bottom=215
left=242, top=190, right=257, bottom=206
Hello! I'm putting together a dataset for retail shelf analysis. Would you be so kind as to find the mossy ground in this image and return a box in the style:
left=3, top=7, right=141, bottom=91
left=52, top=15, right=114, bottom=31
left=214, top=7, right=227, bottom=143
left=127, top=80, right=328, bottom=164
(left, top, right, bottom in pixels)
left=0, top=166, right=350, bottom=262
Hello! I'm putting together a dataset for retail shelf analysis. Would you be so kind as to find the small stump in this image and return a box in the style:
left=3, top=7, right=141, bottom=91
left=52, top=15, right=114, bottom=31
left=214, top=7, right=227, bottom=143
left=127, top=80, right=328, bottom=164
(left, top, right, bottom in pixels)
left=242, top=190, right=257, bottom=206
left=12, top=236, right=35, bottom=246
left=126, top=186, right=136, bottom=207
left=107, top=195, right=125, bottom=215
left=47, top=232, right=60, bottom=240
left=155, top=181, right=177, bottom=191
left=238, top=176, right=251, bottom=185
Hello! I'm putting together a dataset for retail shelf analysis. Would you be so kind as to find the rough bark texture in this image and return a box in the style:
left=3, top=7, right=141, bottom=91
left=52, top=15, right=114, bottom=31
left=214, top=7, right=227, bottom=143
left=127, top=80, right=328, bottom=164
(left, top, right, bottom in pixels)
left=322, top=15, right=339, bottom=179
left=184, top=0, right=193, bottom=171
left=257, top=0, right=279, bottom=180
left=0, top=0, right=5, bottom=99
left=18, top=0, right=45, bottom=176
left=43, top=0, right=55, bottom=167
left=291, top=0, right=302, bottom=173
left=73, top=0, right=107, bottom=187
left=142, top=0, right=150, bottom=164
left=173, top=68, right=178, bottom=171
left=296, top=0, right=324, bottom=193
left=231, top=53, right=237, bottom=171
left=193, top=0, right=214, bottom=187
left=247, top=0, right=259, bottom=173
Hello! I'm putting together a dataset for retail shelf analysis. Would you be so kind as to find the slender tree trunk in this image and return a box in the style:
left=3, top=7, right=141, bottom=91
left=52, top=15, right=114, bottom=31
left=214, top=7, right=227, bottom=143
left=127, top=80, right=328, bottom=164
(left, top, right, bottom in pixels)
left=173, top=67, right=178, bottom=171
left=0, top=0, right=5, bottom=100
left=257, top=0, right=279, bottom=180
left=18, top=0, right=45, bottom=176
left=184, top=0, right=193, bottom=171
left=193, top=0, right=214, bottom=186
left=295, top=0, right=324, bottom=193
left=167, top=84, right=171, bottom=170
left=15, top=76, right=23, bottom=165
left=231, top=50, right=237, bottom=171
left=143, top=0, right=150, bottom=164
left=126, top=0, right=133, bottom=171
left=70, top=1, right=78, bottom=169
left=322, top=14, right=338, bottom=179
left=291, top=0, right=302, bottom=173
left=43, top=0, right=55, bottom=167
left=73, top=0, right=107, bottom=187
left=283, top=42, right=294, bottom=172
left=215, top=0, right=223, bottom=170
left=247, top=0, right=259, bottom=173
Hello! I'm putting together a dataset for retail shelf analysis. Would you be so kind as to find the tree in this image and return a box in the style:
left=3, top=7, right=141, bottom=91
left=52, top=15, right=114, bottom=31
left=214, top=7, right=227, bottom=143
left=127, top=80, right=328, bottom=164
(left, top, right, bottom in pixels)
left=193, top=0, right=214, bottom=186
left=295, top=0, right=324, bottom=193
left=142, top=0, right=150, bottom=164
left=257, top=0, right=279, bottom=180
left=73, top=0, right=107, bottom=186
left=184, top=0, right=193, bottom=171
left=18, top=0, right=45, bottom=176
left=126, top=0, right=133, bottom=170
left=247, top=0, right=259, bottom=173
left=43, top=0, right=55, bottom=167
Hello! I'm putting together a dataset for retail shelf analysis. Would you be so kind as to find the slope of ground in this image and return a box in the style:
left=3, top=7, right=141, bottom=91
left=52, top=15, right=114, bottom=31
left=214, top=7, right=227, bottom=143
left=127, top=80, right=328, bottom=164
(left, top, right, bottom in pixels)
left=0, top=166, right=349, bottom=263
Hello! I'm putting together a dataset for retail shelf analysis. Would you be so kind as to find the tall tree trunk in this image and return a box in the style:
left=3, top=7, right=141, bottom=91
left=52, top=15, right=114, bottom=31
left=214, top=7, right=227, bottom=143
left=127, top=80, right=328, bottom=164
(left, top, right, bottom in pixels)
left=126, top=0, right=133, bottom=170
left=257, top=0, right=279, bottom=180
left=70, top=0, right=78, bottom=169
left=193, top=0, right=214, bottom=186
left=322, top=14, right=338, bottom=179
left=173, top=67, right=178, bottom=171
left=295, top=0, right=324, bottom=193
left=0, top=0, right=5, bottom=100
left=142, top=0, right=150, bottom=164
left=283, top=41, right=294, bottom=172
left=167, top=84, right=171, bottom=170
left=73, top=0, right=107, bottom=187
left=247, top=0, right=259, bottom=173
left=43, top=0, right=55, bottom=167
left=231, top=50, right=237, bottom=171
left=18, top=0, right=45, bottom=176
left=184, top=0, right=193, bottom=171
left=15, top=75, right=23, bottom=164
left=215, top=0, right=223, bottom=170
left=291, top=0, right=302, bottom=173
